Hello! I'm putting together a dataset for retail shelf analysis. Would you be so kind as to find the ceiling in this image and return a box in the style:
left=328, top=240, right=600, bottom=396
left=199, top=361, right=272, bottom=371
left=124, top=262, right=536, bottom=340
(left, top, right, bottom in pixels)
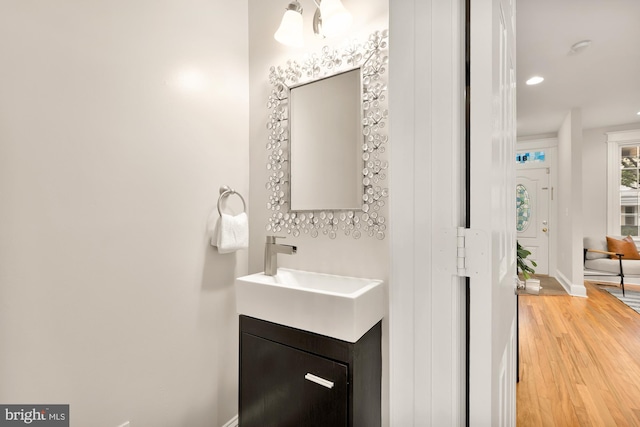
left=516, top=0, right=640, bottom=137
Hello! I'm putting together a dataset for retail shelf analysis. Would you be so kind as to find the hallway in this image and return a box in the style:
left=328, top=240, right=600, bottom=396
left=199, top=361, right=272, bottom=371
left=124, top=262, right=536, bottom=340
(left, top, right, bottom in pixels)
left=517, top=282, right=640, bottom=426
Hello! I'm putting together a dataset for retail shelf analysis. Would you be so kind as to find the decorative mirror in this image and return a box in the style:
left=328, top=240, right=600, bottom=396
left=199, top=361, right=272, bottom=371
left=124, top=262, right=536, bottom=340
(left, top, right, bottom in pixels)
left=516, top=184, right=531, bottom=232
left=265, top=29, right=389, bottom=239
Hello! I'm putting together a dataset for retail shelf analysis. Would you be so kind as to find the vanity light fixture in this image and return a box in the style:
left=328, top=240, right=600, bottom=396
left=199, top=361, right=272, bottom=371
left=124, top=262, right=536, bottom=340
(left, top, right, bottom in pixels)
left=317, top=0, right=353, bottom=37
left=274, top=0, right=352, bottom=47
left=274, top=1, right=304, bottom=47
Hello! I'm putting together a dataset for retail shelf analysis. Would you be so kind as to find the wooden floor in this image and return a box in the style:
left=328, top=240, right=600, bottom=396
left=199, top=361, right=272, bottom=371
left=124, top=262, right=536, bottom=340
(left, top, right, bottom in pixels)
left=517, top=281, right=640, bottom=426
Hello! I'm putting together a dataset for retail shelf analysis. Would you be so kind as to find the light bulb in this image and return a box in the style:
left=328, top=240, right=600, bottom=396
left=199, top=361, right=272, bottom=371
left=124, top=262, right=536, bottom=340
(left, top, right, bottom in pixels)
left=274, top=2, right=304, bottom=47
left=319, top=0, right=352, bottom=37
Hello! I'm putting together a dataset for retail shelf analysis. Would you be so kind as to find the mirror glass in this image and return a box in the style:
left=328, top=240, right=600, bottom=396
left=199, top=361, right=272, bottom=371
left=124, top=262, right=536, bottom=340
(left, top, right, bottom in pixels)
left=289, top=68, right=362, bottom=211
left=266, top=29, right=389, bottom=239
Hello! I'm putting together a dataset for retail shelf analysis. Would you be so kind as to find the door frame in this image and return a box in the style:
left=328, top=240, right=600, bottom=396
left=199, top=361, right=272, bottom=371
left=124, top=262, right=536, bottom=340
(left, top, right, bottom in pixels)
left=516, top=139, right=558, bottom=278
left=467, top=0, right=518, bottom=423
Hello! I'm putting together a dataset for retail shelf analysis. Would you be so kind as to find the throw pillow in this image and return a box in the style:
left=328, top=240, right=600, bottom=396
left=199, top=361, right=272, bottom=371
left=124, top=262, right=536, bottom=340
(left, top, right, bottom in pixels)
left=606, top=236, right=640, bottom=260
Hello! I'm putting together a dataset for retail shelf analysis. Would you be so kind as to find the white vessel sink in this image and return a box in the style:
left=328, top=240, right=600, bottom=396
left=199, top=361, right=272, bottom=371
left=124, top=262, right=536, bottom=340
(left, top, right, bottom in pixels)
left=235, top=268, right=384, bottom=343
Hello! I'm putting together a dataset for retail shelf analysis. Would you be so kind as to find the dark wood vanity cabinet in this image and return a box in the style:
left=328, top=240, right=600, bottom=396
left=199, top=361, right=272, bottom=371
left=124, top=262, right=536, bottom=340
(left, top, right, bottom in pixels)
left=239, top=315, right=381, bottom=427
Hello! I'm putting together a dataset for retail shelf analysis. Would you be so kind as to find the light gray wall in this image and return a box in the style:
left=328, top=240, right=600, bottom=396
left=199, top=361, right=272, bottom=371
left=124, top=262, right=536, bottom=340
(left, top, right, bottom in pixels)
left=583, top=123, right=640, bottom=238
left=556, top=109, right=585, bottom=294
left=0, top=1, right=248, bottom=426
left=247, top=0, right=389, bottom=424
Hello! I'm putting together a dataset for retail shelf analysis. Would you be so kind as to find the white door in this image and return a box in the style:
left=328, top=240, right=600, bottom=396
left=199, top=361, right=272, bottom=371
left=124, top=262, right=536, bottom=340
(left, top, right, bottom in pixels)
left=516, top=169, right=550, bottom=274
left=469, top=0, right=517, bottom=424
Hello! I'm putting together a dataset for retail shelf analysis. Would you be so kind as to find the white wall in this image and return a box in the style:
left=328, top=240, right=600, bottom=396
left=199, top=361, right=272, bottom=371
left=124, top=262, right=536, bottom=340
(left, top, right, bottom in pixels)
left=388, top=1, right=466, bottom=424
left=0, top=1, right=248, bottom=426
left=556, top=109, right=586, bottom=296
left=247, top=0, right=389, bottom=424
left=583, top=123, right=640, bottom=238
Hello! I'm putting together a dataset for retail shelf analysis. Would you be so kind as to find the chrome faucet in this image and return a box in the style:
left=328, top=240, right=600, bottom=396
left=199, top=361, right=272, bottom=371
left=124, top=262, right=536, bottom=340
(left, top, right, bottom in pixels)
left=264, top=235, right=297, bottom=276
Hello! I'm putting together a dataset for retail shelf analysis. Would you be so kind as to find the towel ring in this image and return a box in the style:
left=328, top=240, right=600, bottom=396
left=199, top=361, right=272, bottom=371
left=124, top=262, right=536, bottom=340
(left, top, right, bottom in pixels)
left=217, top=185, right=246, bottom=216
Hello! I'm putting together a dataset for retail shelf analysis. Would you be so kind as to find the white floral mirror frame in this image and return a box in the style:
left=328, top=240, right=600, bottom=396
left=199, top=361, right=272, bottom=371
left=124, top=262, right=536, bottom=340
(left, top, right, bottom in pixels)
left=265, top=29, right=389, bottom=240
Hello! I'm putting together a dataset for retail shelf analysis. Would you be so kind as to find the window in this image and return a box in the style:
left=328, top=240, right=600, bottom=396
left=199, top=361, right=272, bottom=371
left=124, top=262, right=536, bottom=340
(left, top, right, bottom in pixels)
left=516, top=184, right=531, bottom=232
left=621, top=145, right=640, bottom=235
left=607, top=130, right=640, bottom=235
left=515, top=150, right=545, bottom=164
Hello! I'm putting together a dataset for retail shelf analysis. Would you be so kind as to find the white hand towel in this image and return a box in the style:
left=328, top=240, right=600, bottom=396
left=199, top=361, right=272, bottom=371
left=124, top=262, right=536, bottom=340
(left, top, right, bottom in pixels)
left=212, top=212, right=248, bottom=254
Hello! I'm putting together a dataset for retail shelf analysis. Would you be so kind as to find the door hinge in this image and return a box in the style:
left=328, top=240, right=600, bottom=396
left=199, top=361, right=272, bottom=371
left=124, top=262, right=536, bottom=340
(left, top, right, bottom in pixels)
left=456, top=227, right=468, bottom=276
left=456, top=226, right=489, bottom=278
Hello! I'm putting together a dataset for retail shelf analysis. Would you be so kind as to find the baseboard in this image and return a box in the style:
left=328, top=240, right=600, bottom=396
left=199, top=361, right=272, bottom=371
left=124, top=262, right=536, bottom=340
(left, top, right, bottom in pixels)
left=556, top=270, right=587, bottom=297
left=221, top=415, right=238, bottom=427
left=554, top=270, right=572, bottom=294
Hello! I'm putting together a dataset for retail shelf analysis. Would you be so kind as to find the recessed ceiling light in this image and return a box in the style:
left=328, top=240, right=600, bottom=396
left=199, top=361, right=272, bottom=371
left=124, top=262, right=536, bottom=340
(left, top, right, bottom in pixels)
left=569, top=39, right=592, bottom=55
left=637, top=111, right=640, bottom=116
left=526, top=76, right=544, bottom=85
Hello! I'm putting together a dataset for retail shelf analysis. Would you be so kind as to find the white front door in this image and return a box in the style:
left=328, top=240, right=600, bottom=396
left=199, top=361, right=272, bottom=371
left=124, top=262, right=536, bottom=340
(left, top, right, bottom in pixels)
left=469, top=0, right=517, bottom=424
left=516, top=168, right=550, bottom=274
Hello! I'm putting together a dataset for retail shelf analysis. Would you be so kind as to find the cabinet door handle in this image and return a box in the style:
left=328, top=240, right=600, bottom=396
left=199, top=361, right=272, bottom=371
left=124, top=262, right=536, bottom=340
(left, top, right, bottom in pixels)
left=305, top=373, right=334, bottom=389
